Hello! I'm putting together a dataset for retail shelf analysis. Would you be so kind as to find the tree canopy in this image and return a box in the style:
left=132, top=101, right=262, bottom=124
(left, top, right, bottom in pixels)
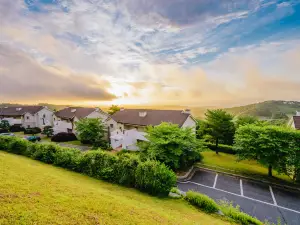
left=235, top=115, right=258, bottom=129
left=108, top=105, right=121, bottom=115
left=75, top=118, right=106, bottom=147
left=139, top=122, right=203, bottom=170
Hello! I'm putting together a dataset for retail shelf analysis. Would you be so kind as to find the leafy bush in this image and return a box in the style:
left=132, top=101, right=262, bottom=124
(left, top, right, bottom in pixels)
left=51, top=132, right=77, bottom=142
left=219, top=200, right=263, bottom=225
left=31, top=143, right=59, bottom=164
left=135, top=160, right=177, bottom=196
left=0, top=120, right=10, bottom=130
left=7, top=138, right=28, bottom=155
left=0, top=135, right=15, bottom=149
left=9, top=124, right=25, bottom=132
left=24, top=127, right=41, bottom=134
left=53, top=147, right=82, bottom=171
left=185, top=191, right=219, bottom=213
left=0, top=128, right=9, bottom=133
left=205, top=143, right=236, bottom=155
left=42, top=126, right=54, bottom=137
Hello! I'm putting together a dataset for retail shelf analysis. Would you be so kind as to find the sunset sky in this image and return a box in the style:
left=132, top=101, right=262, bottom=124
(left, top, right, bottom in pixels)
left=0, top=0, right=300, bottom=107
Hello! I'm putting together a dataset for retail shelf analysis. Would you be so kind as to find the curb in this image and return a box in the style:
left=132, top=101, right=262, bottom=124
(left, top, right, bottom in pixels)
left=178, top=165, right=300, bottom=192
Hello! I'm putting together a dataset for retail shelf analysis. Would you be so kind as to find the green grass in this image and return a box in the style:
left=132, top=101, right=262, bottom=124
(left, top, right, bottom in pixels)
left=0, top=151, right=233, bottom=225
left=198, top=151, right=296, bottom=186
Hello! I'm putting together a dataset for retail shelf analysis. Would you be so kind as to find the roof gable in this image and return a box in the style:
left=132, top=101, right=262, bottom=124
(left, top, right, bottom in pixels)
left=55, top=107, right=98, bottom=120
left=111, top=109, right=191, bottom=127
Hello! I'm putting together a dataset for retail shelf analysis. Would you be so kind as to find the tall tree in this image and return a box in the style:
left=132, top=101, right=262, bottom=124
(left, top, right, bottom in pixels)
left=108, top=105, right=121, bottom=115
left=234, top=125, right=296, bottom=177
left=235, top=115, right=258, bottom=129
left=205, top=109, right=235, bottom=153
left=139, top=122, right=203, bottom=170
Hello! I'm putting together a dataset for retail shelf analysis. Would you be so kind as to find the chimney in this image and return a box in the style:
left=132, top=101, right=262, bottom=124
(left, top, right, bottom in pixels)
left=120, top=107, right=125, bottom=111
left=139, top=111, right=147, bottom=117
left=182, top=109, right=191, bottom=114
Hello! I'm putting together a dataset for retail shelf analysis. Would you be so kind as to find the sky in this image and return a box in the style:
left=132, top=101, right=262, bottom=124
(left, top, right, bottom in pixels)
left=0, top=0, right=300, bottom=107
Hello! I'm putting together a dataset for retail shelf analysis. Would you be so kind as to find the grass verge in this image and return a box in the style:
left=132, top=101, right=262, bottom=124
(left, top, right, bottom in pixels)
left=0, top=151, right=232, bottom=225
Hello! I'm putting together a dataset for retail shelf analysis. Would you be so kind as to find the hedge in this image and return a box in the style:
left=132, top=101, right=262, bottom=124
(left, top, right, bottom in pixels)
left=0, top=136, right=176, bottom=196
left=205, top=143, right=236, bottom=155
left=24, top=127, right=41, bottom=134
left=185, top=191, right=220, bottom=213
left=51, top=132, right=77, bottom=142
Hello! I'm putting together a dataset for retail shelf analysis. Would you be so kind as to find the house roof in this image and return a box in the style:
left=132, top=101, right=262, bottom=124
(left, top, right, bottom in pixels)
left=0, top=106, right=44, bottom=116
left=55, top=107, right=98, bottom=120
left=111, top=109, right=191, bottom=127
left=293, top=116, right=300, bottom=130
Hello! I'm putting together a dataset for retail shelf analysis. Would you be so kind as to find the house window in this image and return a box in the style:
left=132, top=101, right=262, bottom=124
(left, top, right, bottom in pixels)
left=54, top=118, right=56, bottom=121
left=27, top=125, right=30, bottom=128
left=26, top=116, right=29, bottom=120
left=43, top=114, right=46, bottom=118
left=110, top=124, right=113, bottom=128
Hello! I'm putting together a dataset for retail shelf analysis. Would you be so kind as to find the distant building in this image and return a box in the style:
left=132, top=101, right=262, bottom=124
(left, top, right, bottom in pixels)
left=107, top=108, right=197, bottom=150
left=289, top=111, right=300, bottom=130
left=53, top=107, right=109, bottom=134
left=0, top=106, right=53, bottom=128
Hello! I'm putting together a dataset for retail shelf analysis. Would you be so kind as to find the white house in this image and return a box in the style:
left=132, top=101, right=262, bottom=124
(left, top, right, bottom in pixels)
left=53, top=107, right=109, bottom=134
left=0, top=106, right=53, bottom=128
left=107, top=108, right=197, bottom=150
left=289, top=111, right=300, bottom=130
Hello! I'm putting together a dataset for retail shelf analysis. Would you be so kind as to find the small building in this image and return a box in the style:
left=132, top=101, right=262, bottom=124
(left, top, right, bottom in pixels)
left=0, top=106, right=53, bottom=128
left=53, top=107, right=109, bottom=134
left=290, top=111, right=300, bottom=130
left=107, top=108, right=197, bottom=150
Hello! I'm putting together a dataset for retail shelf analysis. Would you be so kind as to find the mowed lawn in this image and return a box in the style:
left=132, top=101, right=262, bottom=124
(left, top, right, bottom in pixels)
left=198, top=151, right=294, bottom=185
left=0, top=151, right=232, bottom=225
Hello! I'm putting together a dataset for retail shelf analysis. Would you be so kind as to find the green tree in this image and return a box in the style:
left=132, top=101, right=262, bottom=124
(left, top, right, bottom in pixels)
left=108, top=105, right=121, bottom=115
left=0, top=120, right=10, bottom=130
left=234, top=125, right=297, bottom=177
left=75, top=118, right=106, bottom=147
left=235, top=115, right=258, bottom=129
left=139, top=122, right=203, bottom=170
left=205, top=109, right=235, bottom=153
left=42, top=126, right=54, bottom=137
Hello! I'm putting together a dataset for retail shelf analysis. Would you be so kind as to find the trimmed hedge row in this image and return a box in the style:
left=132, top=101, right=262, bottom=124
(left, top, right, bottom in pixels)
left=24, top=127, right=42, bottom=134
left=205, top=143, right=236, bottom=155
left=0, top=136, right=176, bottom=196
left=51, top=132, right=77, bottom=142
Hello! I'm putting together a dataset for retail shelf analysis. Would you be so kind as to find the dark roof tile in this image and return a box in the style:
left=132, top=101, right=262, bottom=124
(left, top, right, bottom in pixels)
left=293, top=116, right=300, bottom=130
left=0, top=106, right=44, bottom=116
left=55, top=107, right=97, bottom=120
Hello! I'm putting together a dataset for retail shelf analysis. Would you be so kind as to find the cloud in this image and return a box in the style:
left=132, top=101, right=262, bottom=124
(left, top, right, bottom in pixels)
left=0, top=45, right=115, bottom=103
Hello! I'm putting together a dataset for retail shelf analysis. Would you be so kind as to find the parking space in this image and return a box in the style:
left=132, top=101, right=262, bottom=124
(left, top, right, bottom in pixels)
left=178, top=169, right=300, bottom=225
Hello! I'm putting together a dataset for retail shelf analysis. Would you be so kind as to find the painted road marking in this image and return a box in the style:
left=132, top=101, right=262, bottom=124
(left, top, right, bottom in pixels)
left=213, top=173, right=218, bottom=188
left=269, top=186, right=277, bottom=206
left=178, top=181, right=300, bottom=215
left=240, top=179, right=244, bottom=196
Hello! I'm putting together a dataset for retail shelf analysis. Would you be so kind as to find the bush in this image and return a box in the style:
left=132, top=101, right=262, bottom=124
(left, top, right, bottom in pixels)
left=53, top=147, right=82, bottom=172
left=31, top=143, right=59, bottom=164
left=9, top=124, right=25, bottom=132
left=205, top=143, right=236, bottom=155
left=51, top=132, right=77, bottom=142
left=0, top=136, right=15, bottom=149
left=24, top=127, right=41, bottom=134
left=42, top=126, right=54, bottom=137
left=185, top=191, right=219, bottom=213
left=0, top=128, right=9, bottom=133
left=7, top=138, right=28, bottom=155
left=219, top=200, right=263, bottom=225
left=135, top=160, right=177, bottom=196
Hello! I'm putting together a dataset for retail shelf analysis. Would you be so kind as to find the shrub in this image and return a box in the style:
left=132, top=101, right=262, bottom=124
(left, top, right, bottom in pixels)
left=0, top=136, right=15, bottom=149
left=9, top=124, right=25, bottom=132
left=24, top=127, right=41, bottom=134
left=205, top=143, right=236, bottom=155
left=0, top=128, right=9, bottom=133
left=31, top=143, right=59, bottom=164
left=42, top=126, right=54, bottom=137
left=185, top=191, right=219, bottom=213
left=25, top=142, right=40, bottom=157
left=135, top=160, right=177, bottom=196
left=53, top=147, right=82, bottom=172
left=7, top=138, right=29, bottom=155
left=219, top=200, right=263, bottom=225
left=51, top=132, right=77, bottom=142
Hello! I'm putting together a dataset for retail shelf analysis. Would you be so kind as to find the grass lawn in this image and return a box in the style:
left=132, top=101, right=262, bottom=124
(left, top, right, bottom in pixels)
left=198, top=151, right=296, bottom=186
left=0, top=151, right=232, bottom=225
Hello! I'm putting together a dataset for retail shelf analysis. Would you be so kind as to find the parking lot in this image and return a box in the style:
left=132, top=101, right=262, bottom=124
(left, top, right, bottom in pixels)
left=178, top=169, right=300, bottom=225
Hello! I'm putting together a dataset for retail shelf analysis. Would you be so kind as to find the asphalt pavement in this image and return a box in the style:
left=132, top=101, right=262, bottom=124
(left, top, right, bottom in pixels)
left=178, top=169, right=300, bottom=225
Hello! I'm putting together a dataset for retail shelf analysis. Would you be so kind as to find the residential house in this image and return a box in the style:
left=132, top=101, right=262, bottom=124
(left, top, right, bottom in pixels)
left=0, top=106, right=53, bottom=128
left=290, top=111, right=300, bottom=130
left=107, top=108, right=197, bottom=150
left=53, top=107, right=109, bottom=134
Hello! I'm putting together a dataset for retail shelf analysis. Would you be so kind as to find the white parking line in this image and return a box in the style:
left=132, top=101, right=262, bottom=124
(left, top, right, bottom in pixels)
left=240, top=179, right=244, bottom=196
left=178, top=181, right=300, bottom=215
left=213, top=173, right=218, bottom=188
left=269, top=186, right=277, bottom=206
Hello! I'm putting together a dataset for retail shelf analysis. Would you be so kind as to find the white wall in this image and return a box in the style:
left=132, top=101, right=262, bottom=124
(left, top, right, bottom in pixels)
left=22, top=112, right=36, bottom=128
left=181, top=115, right=197, bottom=133
left=0, top=117, right=22, bottom=125
left=36, top=108, right=53, bottom=128
left=53, top=115, right=73, bottom=134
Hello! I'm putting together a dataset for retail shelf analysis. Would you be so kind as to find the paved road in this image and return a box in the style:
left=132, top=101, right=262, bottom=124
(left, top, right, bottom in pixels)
left=178, top=169, right=300, bottom=225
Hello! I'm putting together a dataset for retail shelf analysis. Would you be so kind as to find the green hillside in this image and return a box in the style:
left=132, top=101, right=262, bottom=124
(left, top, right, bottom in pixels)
left=0, top=151, right=231, bottom=225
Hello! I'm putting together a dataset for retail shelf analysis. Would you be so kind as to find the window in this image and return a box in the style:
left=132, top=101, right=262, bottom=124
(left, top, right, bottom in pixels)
left=27, top=125, right=30, bottom=128
left=110, top=124, right=113, bottom=128
left=26, top=116, right=29, bottom=120
left=43, top=114, right=46, bottom=118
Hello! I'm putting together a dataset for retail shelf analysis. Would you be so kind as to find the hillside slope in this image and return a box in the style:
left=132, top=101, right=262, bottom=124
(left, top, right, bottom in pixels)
left=0, top=151, right=231, bottom=225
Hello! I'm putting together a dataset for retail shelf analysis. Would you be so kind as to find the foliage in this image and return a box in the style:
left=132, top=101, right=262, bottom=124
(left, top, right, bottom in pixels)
left=234, top=125, right=299, bottom=177
left=53, top=147, right=82, bottom=172
left=196, top=119, right=212, bottom=140
left=0, top=120, right=10, bottom=130
left=7, top=138, right=28, bottom=155
left=9, top=124, right=25, bottom=132
left=31, top=143, right=60, bottom=164
left=24, top=127, right=41, bottom=134
left=135, top=160, right=177, bottom=196
left=185, top=191, right=219, bottom=213
left=75, top=118, right=106, bottom=147
left=0, top=136, right=14, bottom=149
left=108, top=105, right=121, bottom=115
left=218, top=200, right=263, bottom=225
left=139, top=122, right=203, bottom=170
left=42, top=126, right=54, bottom=137
left=51, top=132, right=77, bottom=142
left=235, top=116, right=258, bottom=129
left=205, top=143, right=236, bottom=155
left=204, top=109, right=235, bottom=152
